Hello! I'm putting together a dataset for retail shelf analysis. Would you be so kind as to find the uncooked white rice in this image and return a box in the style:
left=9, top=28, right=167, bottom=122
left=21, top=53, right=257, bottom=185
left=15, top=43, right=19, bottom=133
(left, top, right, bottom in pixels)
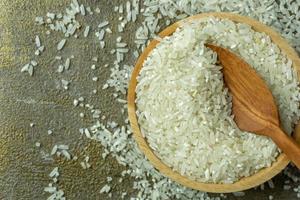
left=35, top=35, right=41, bottom=47
left=83, top=25, right=90, bottom=37
left=21, top=63, right=34, bottom=76
left=95, top=8, right=100, bottom=14
left=22, top=0, right=300, bottom=199
left=65, top=58, right=71, bottom=70
left=100, top=184, right=111, bottom=193
left=105, top=28, right=112, bottom=34
left=136, top=17, right=300, bottom=183
left=80, top=4, right=85, bottom=16
left=98, top=21, right=109, bottom=28
left=57, top=39, right=67, bottom=50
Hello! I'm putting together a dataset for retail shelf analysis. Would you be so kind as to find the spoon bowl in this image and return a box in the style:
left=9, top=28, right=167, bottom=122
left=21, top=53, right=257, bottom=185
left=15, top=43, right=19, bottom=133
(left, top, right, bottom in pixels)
left=127, top=12, right=300, bottom=193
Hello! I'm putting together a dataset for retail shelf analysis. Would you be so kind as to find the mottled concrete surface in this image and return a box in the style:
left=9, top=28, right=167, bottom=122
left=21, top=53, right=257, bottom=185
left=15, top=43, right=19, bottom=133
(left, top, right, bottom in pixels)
left=0, top=0, right=299, bottom=199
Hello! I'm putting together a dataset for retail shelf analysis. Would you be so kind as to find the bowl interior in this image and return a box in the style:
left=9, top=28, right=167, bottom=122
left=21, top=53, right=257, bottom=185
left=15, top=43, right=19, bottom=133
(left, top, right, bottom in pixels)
left=127, top=12, right=300, bottom=193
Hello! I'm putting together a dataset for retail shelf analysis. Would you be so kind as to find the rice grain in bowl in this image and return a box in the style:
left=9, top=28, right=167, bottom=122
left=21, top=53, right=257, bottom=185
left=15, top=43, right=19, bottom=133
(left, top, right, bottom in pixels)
left=128, top=13, right=300, bottom=193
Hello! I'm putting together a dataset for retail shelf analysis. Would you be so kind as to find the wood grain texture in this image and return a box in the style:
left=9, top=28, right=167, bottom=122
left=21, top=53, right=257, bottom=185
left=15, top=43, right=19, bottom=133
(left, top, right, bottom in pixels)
left=206, top=44, right=300, bottom=169
left=128, top=12, right=300, bottom=193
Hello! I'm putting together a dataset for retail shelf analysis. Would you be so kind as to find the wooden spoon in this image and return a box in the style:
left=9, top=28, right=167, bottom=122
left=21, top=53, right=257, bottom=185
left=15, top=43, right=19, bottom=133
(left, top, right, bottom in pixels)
left=206, top=44, right=300, bottom=169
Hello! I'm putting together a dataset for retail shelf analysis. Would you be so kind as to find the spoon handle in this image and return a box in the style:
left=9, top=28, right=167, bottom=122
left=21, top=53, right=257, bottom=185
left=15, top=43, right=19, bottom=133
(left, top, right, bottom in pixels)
left=269, top=125, right=300, bottom=169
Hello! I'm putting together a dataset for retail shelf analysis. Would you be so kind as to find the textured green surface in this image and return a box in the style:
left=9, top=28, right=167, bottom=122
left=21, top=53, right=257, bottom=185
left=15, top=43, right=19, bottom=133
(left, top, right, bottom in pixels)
left=0, top=0, right=298, bottom=199
left=0, top=0, right=135, bottom=199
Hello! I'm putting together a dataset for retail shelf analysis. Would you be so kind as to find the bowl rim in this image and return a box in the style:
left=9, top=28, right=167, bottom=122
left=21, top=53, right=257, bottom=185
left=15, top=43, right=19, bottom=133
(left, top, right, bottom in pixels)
left=127, top=12, right=300, bottom=193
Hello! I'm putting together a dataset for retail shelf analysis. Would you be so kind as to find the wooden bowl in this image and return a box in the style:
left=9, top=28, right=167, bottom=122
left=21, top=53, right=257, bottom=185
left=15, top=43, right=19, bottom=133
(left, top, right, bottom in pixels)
left=127, top=12, right=300, bottom=193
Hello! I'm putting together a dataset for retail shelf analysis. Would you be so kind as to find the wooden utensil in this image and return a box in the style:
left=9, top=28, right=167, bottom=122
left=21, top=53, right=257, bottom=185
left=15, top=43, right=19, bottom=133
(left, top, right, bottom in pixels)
left=128, top=12, right=300, bottom=193
left=206, top=44, right=300, bottom=169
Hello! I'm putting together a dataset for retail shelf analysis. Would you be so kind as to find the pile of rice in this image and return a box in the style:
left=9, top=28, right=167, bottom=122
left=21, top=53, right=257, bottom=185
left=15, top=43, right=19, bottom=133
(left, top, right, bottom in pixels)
left=136, top=17, right=300, bottom=183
